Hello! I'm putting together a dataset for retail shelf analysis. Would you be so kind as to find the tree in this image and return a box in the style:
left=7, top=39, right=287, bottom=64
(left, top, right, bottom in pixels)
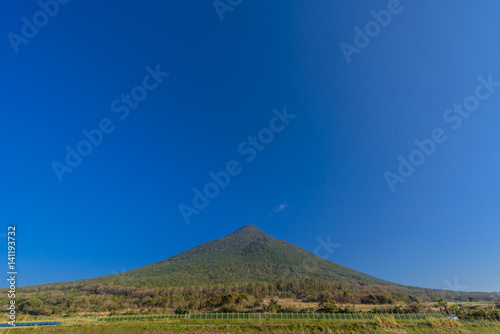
left=236, top=293, right=249, bottom=304
left=19, top=299, right=43, bottom=315
left=405, top=302, right=425, bottom=313
left=317, top=299, right=339, bottom=313
left=435, top=298, right=448, bottom=314
left=265, top=299, right=281, bottom=313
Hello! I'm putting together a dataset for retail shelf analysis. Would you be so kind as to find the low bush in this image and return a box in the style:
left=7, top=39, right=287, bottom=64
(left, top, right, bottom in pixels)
left=174, top=306, right=189, bottom=314
left=374, top=315, right=398, bottom=328
left=428, top=317, right=460, bottom=329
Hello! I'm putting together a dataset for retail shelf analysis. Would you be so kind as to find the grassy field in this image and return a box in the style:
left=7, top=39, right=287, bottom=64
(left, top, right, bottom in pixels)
left=3, top=313, right=500, bottom=333
left=11, top=312, right=447, bottom=324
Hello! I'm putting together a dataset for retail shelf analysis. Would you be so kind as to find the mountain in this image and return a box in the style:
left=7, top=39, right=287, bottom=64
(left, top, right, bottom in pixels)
left=19, top=225, right=499, bottom=310
left=9, top=225, right=498, bottom=320
left=84, top=225, right=394, bottom=288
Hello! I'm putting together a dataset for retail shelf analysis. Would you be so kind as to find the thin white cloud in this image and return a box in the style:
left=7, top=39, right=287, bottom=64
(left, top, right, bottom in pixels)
left=270, top=203, right=288, bottom=215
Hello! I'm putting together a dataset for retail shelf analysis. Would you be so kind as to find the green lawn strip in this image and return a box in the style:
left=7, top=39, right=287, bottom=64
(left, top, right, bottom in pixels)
left=3, top=320, right=500, bottom=334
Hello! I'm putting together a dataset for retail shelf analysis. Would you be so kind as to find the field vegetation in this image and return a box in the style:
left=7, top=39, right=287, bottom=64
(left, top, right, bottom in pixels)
left=3, top=226, right=499, bottom=328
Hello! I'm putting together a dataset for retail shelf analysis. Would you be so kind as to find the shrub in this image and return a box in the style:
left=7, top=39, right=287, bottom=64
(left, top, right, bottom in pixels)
left=374, top=315, right=398, bottom=328
left=428, top=317, right=460, bottom=329
left=340, top=305, right=356, bottom=313
left=174, top=306, right=189, bottom=314
left=19, top=299, right=44, bottom=315
left=317, top=299, right=339, bottom=313
left=219, top=305, right=237, bottom=313
left=279, top=305, right=298, bottom=313
left=404, top=302, right=425, bottom=313
left=253, top=298, right=263, bottom=307
left=237, top=294, right=249, bottom=303
left=264, top=299, right=281, bottom=313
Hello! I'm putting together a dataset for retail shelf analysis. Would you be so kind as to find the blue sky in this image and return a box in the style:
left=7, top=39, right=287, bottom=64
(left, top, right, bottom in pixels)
left=1, top=1, right=500, bottom=292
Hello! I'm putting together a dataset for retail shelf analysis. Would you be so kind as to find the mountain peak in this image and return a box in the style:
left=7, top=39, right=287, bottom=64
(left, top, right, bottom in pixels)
left=234, top=224, right=261, bottom=232
left=97, top=224, right=390, bottom=287
left=228, top=225, right=268, bottom=238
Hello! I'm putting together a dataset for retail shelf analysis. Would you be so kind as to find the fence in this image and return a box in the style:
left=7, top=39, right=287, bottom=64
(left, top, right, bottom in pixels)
left=3, top=313, right=500, bottom=327
left=96, top=312, right=446, bottom=322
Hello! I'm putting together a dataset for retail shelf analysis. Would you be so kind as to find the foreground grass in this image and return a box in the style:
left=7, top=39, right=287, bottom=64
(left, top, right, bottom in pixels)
left=3, top=319, right=500, bottom=334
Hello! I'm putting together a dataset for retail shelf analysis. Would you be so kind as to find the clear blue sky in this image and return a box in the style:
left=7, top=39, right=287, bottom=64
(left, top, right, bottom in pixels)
left=1, top=1, right=500, bottom=292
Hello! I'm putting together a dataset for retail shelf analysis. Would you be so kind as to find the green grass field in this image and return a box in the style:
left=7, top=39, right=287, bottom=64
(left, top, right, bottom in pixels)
left=3, top=313, right=500, bottom=333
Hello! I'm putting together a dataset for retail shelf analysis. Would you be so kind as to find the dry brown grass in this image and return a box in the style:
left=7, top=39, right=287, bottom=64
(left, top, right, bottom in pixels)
left=261, top=297, right=319, bottom=309
left=428, top=317, right=461, bottom=329
left=375, top=315, right=398, bottom=328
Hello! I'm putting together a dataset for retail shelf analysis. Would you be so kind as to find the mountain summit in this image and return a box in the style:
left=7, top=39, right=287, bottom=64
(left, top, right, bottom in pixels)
left=231, top=224, right=266, bottom=235
left=94, top=225, right=392, bottom=288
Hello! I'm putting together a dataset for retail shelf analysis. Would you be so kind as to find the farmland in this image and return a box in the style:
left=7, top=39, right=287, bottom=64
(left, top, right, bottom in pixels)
left=2, top=312, right=500, bottom=334
left=4, top=227, right=499, bottom=332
